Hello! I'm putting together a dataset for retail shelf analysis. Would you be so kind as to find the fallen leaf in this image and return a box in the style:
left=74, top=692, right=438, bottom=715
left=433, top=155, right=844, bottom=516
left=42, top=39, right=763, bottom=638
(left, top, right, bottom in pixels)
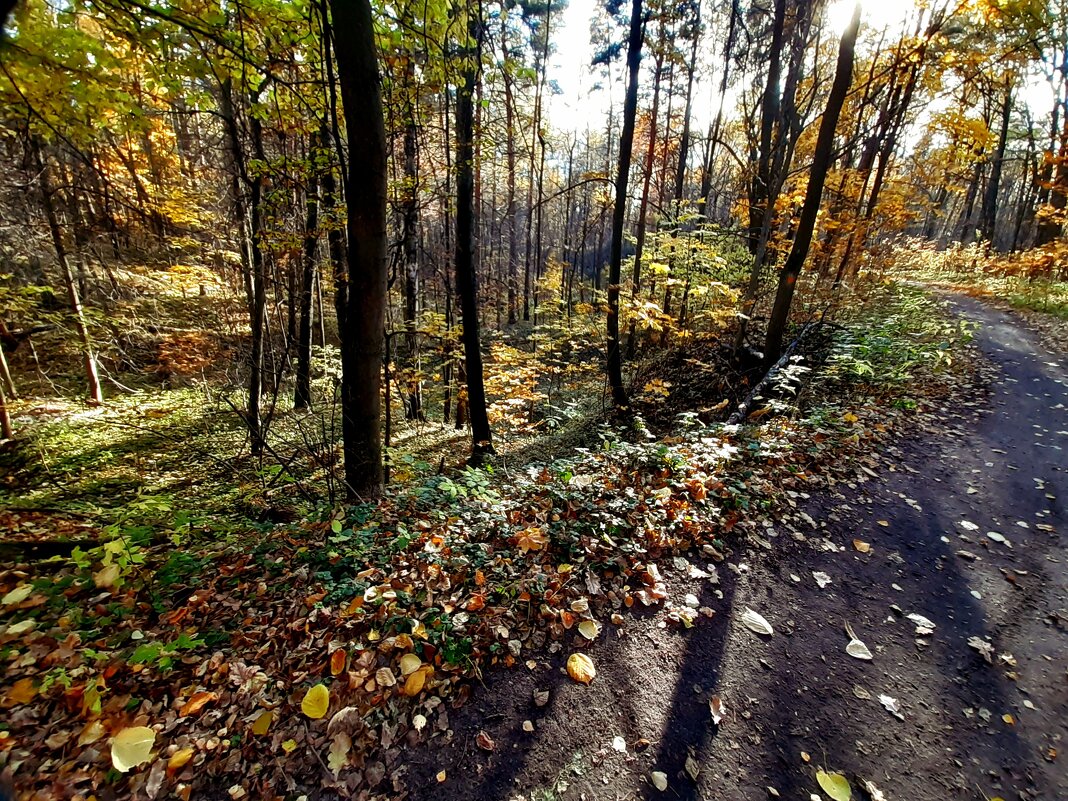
left=281, top=738, right=297, bottom=754
left=399, top=653, right=422, bottom=676
left=111, top=726, right=156, bottom=773
left=741, top=607, right=774, bottom=636
left=709, top=695, right=726, bottom=725
left=167, top=747, right=194, bottom=774
left=93, top=564, right=121, bottom=589
left=685, top=754, right=700, bottom=780
left=179, top=691, right=217, bottom=718
left=1002, top=713, right=1015, bottom=725
left=6, top=677, right=36, bottom=706
left=986, top=531, right=1011, bottom=548
left=651, top=771, right=668, bottom=791
left=330, top=649, right=347, bottom=676
left=376, top=667, right=397, bottom=688
left=522, top=720, right=534, bottom=732
left=844, top=623, right=873, bottom=660
left=967, top=636, right=995, bottom=663
left=328, top=732, right=351, bottom=774
left=611, top=735, right=627, bottom=752
left=816, top=769, right=852, bottom=801
left=879, top=694, right=903, bottom=720
left=517, top=526, right=548, bottom=552
left=78, top=720, right=106, bottom=746
left=2, top=585, right=32, bottom=606
left=958, top=520, right=979, bottom=531
left=301, top=684, right=330, bottom=719
left=852, top=540, right=871, bottom=553
left=567, top=653, right=596, bottom=684
left=476, top=731, right=495, bottom=751
left=906, top=613, right=936, bottom=636
left=813, top=571, right=832, bottom=589
left=862, top=779, right=887, bottom=801
left=251, top=710, right=273, bottom=736
left=403, top=665, right=430, bottom=696
left=578, top=620, right=601, bottom=640
left=436, top=770, right=447, bottom=783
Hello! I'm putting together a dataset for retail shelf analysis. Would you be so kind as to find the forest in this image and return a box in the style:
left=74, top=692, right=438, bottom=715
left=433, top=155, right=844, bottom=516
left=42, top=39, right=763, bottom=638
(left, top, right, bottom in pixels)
left=0, top=0, right=1066, bottom=798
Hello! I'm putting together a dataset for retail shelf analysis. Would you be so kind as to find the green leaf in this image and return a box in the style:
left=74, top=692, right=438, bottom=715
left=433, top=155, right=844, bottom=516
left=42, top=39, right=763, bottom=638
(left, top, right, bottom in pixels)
left=816, top=769, right=852, bottom=801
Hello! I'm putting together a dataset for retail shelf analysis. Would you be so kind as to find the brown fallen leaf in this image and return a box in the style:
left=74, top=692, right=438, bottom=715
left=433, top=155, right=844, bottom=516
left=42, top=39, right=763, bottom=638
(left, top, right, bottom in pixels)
left=179, top=691, right=218, bottom=718
left=330, top=649, right=347, bottom=676
left=476, top=731, right=495, bottom=751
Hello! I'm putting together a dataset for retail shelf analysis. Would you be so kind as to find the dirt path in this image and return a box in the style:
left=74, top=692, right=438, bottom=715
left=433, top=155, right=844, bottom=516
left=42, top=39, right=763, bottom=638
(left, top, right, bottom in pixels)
left=402, top=295, right=1067, bottom=801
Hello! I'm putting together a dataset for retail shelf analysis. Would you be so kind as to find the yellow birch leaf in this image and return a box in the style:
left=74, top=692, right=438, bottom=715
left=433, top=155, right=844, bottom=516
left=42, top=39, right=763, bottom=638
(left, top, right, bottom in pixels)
left=111, top=726, right=155, bottom=773
left=301, top=684, right=329, bottom=719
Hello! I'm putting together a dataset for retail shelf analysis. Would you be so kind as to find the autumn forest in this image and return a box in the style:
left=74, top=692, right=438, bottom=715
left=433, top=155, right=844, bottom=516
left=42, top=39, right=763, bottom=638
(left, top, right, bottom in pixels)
left=0, top=0, right=1066, bottom=798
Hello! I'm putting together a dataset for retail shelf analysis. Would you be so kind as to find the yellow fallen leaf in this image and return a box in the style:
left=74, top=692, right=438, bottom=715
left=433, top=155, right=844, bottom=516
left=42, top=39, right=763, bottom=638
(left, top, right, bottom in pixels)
left=816, top=769, right=852, bottom=801
left=436, top=770, right=446, bottom=783
left=93, top=564, right=121, bottom=589
left=77, top=720, right=105, bottom=746
left=2, top=585, right=32, bottom=606
left=281, top=738, right=297, bottom=754
left=167, top=747, right=194, bottom=774
left=399, top=653, right=422, bottom=676
left=567, top=653, right=596, bottom=685
left=1003, top=713, right=1015, bottom=725
left=301, top=684, right=329, bottom=719
left=578, top=620, right=601, bottom=640
left=404, top=666, right=430, bottom=696
left=111, top=726, right=156, bottom=773
left=843, top=412, right=858, bottom=424
left=251, top=710, right=273, bottom=735
left=877, top=520, right=889, bottom=527
left=852, top=539, right=871, bottom=553
left=6, top=677, right=36, bottom=706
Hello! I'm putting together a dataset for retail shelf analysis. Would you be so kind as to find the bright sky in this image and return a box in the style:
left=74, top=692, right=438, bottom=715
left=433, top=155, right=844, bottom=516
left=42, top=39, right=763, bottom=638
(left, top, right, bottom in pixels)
left=544, top=0, right=936, bottom=135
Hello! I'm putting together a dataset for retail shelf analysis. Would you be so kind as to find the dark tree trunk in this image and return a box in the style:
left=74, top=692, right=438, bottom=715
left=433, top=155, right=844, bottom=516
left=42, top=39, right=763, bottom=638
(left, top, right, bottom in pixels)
left=455, top=10, right=494, bottom=462
left=764, top=3, right=860, bottom=363
left=294, top=132, right=321, bottom=411
left=330, top=0, right=388, bottom=498
left=980, top=80, right=1013, bottom=245
left=606, top=0, right=644, bottom=409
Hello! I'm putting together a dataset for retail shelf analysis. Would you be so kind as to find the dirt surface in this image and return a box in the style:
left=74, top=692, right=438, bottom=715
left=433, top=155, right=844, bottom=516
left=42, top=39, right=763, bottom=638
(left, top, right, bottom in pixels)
left=401, top=295, right=1067, bottom=801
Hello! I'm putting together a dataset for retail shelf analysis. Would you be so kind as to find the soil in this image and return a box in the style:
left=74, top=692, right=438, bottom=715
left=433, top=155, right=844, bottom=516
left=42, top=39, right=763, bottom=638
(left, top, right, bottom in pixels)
left=400, top=294, right=1068, bottom=801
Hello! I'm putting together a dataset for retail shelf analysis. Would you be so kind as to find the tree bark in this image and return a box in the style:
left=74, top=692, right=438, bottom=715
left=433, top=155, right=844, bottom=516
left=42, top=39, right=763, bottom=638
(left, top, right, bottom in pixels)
left=330, top=0, right=388, bottom=498
left=606, top=0, right=644, bottom=409
left=35, top=143, right=103, bottom=406
left=294, top=131, right=321, bottom=411
left=455, top=9, right=494, bottom=462
left=763, top=3, right=860, bottom=363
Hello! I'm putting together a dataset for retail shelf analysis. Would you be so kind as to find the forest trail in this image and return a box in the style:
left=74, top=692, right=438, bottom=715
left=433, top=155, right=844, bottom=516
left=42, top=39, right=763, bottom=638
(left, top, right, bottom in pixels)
left=402, top=294, right=1068, bottom=801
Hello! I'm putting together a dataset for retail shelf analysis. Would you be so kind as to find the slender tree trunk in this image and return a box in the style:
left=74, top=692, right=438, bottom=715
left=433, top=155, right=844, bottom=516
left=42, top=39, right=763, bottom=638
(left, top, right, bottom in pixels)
left=455, top=9, right=494, bottom=462
left=673, top=0, right=701, bottom=204
left=764, top=3, right=860, bottom=363
left=294, top=132, right=321, bottom=410
left=330, top=0, right=388, bottom=498
left=35, top=143, right=103, bottom=405
left=606, top=0, right=644, bottom=409
left=401, top=56, right=424, bottom=421
left=980, top=79, right=1013, bottom=245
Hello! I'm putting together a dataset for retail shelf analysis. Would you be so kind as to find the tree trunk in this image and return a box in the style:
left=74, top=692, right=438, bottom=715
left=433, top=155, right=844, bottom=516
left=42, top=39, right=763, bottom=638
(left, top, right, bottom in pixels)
left=764, top=3, right=860, bottom=363
left=330, top=0, right=388, bottom=499
left=455, top=10, right=494, bottom=462
left=606, top=0, right=644, bottom=409
left=980, top=79, right=1013, bottom=245
left=294, top=132, right=321, bottom=410
left=35, top=143, right=103, bottom=406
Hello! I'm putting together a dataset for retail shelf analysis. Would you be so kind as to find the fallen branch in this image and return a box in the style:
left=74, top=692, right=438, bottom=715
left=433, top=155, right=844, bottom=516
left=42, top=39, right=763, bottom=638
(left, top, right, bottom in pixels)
left=727, top=322, right=819, bottom=425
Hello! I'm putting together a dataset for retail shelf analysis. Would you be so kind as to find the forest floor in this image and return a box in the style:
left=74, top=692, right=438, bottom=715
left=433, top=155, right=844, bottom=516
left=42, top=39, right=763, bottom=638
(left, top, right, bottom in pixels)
left=400, top=293, right=1068, bottom=801
left=1, top=286, right=1065, bottom=801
